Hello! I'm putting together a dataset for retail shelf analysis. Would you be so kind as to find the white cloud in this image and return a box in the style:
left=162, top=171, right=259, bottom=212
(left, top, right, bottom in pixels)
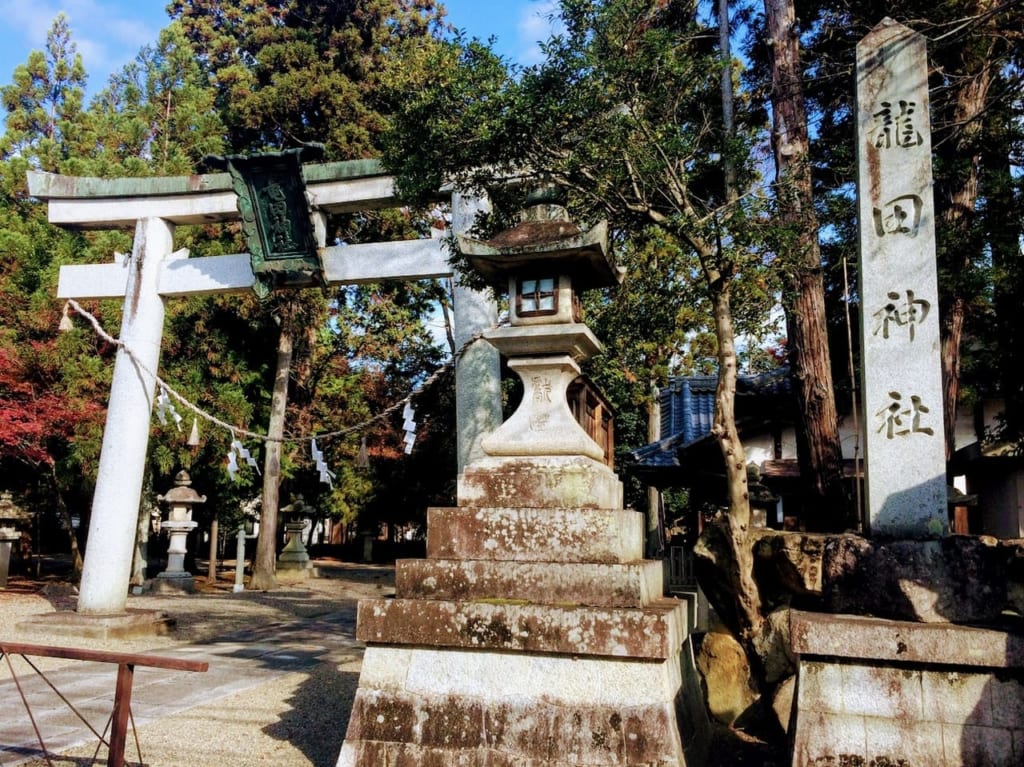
left=0, top=1, right=64, bottom=50
left=0, top=0, right=162, bottom=93
left=515, top=0, right=564, bottom=66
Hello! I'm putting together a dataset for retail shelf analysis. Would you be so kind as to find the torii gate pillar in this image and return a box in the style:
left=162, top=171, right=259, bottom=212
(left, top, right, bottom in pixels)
left=78, top=218, right=177, bottom=615
left=452, top=192, right=502, bottom=472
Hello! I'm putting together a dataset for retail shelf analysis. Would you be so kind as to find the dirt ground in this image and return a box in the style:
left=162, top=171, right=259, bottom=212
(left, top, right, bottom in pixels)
left=1, top=557, right=394, bottom=767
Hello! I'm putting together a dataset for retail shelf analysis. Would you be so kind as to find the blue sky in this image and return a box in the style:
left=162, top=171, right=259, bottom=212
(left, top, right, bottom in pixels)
left=0, top=0, right=561, bottom=117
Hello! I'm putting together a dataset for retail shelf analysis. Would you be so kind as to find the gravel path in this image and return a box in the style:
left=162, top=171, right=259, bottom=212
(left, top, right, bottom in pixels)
left=0, top=561, right=394, bottom=767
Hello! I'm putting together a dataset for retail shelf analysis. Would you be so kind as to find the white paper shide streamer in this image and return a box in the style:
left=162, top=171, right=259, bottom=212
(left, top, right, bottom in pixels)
left=155, top=386, right=183, bottom=430
left=402, top=403, right=416, bottom=455
left=226, top=437, right=260, bottom=481
left=311, top=439, right=336, bottom=488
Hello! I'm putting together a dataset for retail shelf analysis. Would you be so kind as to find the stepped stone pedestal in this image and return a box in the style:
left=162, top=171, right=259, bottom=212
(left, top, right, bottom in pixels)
left=338, top=455, right=694, bottom=767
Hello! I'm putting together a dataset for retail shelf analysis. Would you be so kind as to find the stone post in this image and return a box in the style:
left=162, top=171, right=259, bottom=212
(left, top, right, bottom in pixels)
left=78, top=218, right=178, bottom=614
left=856, top=18, right=947, bottom=537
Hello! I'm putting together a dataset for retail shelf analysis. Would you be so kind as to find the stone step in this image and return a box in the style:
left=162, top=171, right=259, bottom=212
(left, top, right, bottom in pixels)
left=356, top=596, right=688, bottom=660
left=426, top=506, right=643, bottom=563
left=457, top=455, right=623, bottom=509
left=395, top=558, right=666, bottom=607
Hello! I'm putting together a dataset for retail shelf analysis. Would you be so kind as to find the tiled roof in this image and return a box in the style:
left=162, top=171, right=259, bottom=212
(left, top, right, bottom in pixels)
left=627, top=367, right=794, bottom=477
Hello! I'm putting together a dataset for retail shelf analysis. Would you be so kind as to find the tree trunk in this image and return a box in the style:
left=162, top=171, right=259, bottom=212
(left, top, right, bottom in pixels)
left=694, top=269, right=766, bottom=658
left=645, top=386, right=663, bottom=559
left=684, top=0, right=764, bottom=668
left=764, top=0, right=850, bottom=530
left=49, top=465, right=83, bottom=580
left=937, top=52, right=993, bottom=460
left=248, top=305, right=296, bottom=591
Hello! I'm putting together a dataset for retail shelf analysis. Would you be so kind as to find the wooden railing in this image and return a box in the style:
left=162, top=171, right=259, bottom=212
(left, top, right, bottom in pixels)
left=567, top=376, right=615, bottom=468
left=0, top=641, right=207, bottom=767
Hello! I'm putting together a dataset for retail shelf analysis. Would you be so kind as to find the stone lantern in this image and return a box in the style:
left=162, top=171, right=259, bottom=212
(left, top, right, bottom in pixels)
left=0, top=491, right=30, bottom=589
left=455, top=187, right=624, bottom=508
left=155, top=470, right=205, bottom=592
left=277, top=495, right=318, bottom=577
left=340, top=191, right=696, bottom=766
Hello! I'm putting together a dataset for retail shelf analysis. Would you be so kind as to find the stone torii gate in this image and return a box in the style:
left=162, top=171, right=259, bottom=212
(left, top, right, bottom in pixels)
left=28, top=160, right=501, bottom=620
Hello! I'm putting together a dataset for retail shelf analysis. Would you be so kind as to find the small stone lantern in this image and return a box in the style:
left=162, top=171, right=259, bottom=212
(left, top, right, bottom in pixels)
left=0, top=491, right=30, bottom=589
left=277, top=495, right=318, bottom=577
left=155, top=470, right=206, bottom=592
left=455, top=188, right=625, bottom=509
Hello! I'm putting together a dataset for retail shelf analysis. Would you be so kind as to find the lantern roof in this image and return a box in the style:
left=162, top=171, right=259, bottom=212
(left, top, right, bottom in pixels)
left=159, top=470, right=207, bottom=506
left=456, top=200, right=623, bottom=292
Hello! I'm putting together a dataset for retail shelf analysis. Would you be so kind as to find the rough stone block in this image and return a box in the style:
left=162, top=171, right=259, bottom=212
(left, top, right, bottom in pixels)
left=921, top=670, right=991, bottom=725
left=395, top=558, right=664, bottom=607
left=946, top=723, right=1016, bottom=766
left=990, top=674, right=1024, bottom=728
left=426, top=506, right=643, bottom=563
left=771, top=675, right=796, bottom=734
left=340, top=687, right=688, bottom=766
left=358, top=645, right=682, bottom=706
left=791, top=611, right=1024, bottom=766
left=795, top=660, right=843, bottom=713
left=790, top=610, right=1024, bottom=668
left=17, top=608, right=174, bottom=639
left=355, top=646, right=413, bottom=690
left=822, top=534, right=1009, bottom=623
left=753, top=531, right=830, bottom=597
left=841, top=664, right=922, bottom=720
left=792, top=710, right=867, bottom=767
left=694, top=629, right=757, bottom=725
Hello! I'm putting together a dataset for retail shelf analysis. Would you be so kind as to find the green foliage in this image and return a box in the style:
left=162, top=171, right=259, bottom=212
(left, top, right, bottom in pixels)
left=383, top=0, right=778, bottom=517
left=0, top=4, right=461, bottom=552
left=168, top=0, right=447, bottom=158
left=0, top=14, right=86, bottom=169
left=85, top=23, right=226, bottom=175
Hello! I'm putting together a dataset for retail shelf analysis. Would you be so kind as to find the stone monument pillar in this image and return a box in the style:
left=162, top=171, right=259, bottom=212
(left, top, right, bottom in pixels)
left=154, top=470, right=204, bottom=593
left=785, top=22, right=1024, bottom=767
left=338, top=192, right=695, bottom=766
left=856, top=17, right=947, bottom=537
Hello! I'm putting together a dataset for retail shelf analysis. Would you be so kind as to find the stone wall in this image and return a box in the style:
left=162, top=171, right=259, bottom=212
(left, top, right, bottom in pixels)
left=791, top=611, right=1024, bottom=766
